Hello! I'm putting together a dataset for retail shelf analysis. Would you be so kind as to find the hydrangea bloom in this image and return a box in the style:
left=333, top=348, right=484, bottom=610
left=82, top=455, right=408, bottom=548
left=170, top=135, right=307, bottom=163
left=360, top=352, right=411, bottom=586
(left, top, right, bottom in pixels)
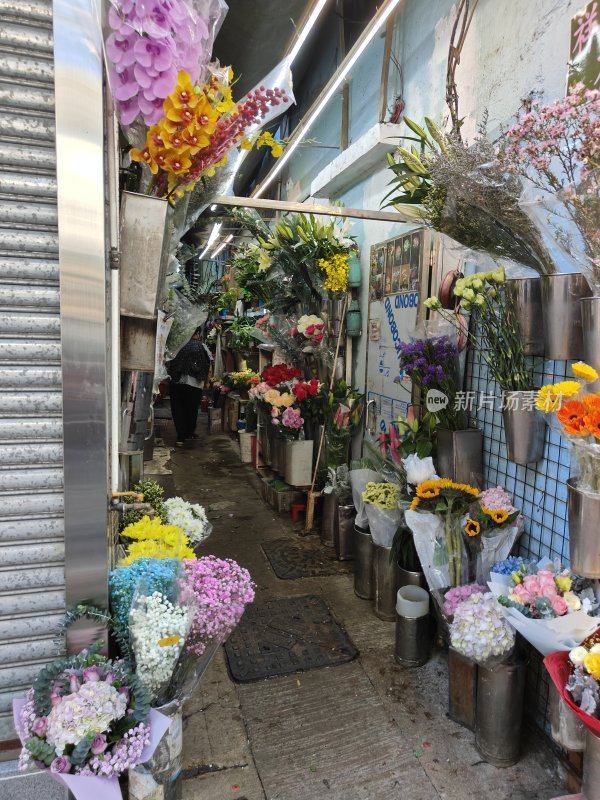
left=46, top=682, right=127, bottom=755
left=184, top=557, right=255, bottom=656
left=450, top=592, right=515, bottom=663
left=443, top=584, right=487, bottom=617
left=164, top=497, right=212, bottom=545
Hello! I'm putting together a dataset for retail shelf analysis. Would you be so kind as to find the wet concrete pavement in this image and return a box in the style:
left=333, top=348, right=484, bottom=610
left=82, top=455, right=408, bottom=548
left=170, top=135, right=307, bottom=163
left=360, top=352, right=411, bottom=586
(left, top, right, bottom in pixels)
left=148, top=430, right=566, bottom=800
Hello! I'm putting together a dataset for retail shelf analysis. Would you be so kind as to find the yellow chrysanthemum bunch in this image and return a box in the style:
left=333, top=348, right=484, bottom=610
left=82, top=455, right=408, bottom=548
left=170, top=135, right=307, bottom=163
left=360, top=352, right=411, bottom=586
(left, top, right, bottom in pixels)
left=318, top=253, right=350, bottom=294
left=119, top=515, right=196, bottom=565
left=362, top=481, right=399, bottom=509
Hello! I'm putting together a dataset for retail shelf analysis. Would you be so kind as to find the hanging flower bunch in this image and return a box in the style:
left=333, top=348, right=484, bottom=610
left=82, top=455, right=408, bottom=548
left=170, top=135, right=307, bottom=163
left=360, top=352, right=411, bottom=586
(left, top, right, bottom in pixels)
left=297, top=314, right=326, bottom=344
left=501, top=83, right=600, bottom=292
left=16, top=645, right=151, bottom=777
left=106, top=0, right=226, bottom=126
left=184, top=556, right=255, bottom=656
left=164, top=497, right=212, bottom=545
left=317, top=253, right=350, bottom=293
left=450, top=591, right=515, bottom=663
left=131, top=69, right=290, bottom=199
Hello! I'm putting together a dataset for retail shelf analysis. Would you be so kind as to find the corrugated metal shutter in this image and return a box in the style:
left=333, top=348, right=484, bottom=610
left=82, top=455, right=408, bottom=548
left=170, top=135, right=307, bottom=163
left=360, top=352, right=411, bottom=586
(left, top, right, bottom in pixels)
left=0, top=0, right=65, bottom=740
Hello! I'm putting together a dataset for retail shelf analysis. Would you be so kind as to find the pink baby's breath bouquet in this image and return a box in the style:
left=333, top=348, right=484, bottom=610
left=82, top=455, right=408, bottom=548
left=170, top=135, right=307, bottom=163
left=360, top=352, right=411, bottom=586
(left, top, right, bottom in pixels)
left=184, top=556, right=255, bottom=657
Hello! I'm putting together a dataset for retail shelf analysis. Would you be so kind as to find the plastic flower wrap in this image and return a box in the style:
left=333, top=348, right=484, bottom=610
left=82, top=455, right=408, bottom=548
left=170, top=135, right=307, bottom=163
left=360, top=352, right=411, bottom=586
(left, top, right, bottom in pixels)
left=109, top=557, right=181, bottom=630
left=119, top=515, right=196, bottom=564
left=488, top=562, right=599, bottom=655
left=129, top=580, right=193, bottom=702
left=465, top=485, right=522, bottom=583
left=545, top=628, right=600, bottom=736
left=184, top=556, right=255, bottom=656
left=362, top=482, right=401, bottom=548
left=405, top=478, right=479, bottom=588
left=349, top=465, right=382, bottom=529
left=105, top=0, right=228, bottom=128
left=450, top=591, right=515, bottom=664
left=14, top=643, right=170, bottom=800
left=536, top=362, right=600, bottom=493
left=164, top=497, right=212, bottom=545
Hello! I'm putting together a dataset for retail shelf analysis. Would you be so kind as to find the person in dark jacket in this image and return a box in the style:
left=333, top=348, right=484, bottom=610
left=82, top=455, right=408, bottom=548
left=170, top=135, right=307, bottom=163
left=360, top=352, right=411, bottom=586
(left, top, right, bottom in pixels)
left=167, top=328, right=211, bottom=446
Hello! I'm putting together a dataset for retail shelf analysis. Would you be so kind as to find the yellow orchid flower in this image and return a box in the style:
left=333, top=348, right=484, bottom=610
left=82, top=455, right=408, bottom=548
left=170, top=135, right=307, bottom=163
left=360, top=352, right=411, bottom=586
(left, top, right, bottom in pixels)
left=130, top=146, right=159, bottom=174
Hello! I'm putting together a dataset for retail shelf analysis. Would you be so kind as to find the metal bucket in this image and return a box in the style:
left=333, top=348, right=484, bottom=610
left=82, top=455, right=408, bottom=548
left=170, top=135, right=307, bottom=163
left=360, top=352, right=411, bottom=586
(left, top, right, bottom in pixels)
left=395, top=614, right=431, bottom=667
left=354, top=525, right=374, bottom=599
left=448, top=647, right=477, bottom=731
left=129, top=700, right=182, bottom=800
left=120, top=191, right=172, bottom=319
left=121, top=370, right=154, bottom=452
left=398, top=566, right=427, bottom=590
left=582, top=296, right=600, bottom=393
left=121, top=315, right=157, bottom=372
left=334, top=504, right=355, bottom=561
left=436, top=428, right=483, bottom=486
left=548, top=682, right=586, bottom=752
left=475, top=655, right=527, bottom=767
left=373, top=544, right=401, bottom=621
left=506, top=276, right=544, bottom=356
left=583, top=730, right=600, bottom=800
left=567, top=478, right=600, bottom=578
left=320, top=492, right=337, bottom=547
left=541, top=273, right=591, bottom=360
left=502, top=391, right=546, bottom=465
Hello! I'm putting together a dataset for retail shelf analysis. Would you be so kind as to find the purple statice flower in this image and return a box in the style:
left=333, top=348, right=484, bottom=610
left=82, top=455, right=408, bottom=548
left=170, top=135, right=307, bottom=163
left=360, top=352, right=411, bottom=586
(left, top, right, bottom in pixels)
left=183, top=557, right=255, bottom=657
left=80, top=723, right=150, bottom=777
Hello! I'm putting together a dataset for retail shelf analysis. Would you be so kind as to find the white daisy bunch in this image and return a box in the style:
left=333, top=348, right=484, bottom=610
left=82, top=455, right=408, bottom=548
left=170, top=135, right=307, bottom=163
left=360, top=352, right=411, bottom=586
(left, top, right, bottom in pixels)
left=164, top=497, right=213, bottom=545
left=130, top=591, right=190, bottom=698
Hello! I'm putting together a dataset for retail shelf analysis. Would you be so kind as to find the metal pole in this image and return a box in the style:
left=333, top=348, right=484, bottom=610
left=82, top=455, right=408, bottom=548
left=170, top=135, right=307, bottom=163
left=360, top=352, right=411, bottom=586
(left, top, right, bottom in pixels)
left=213, top=195, right=410, bottom=223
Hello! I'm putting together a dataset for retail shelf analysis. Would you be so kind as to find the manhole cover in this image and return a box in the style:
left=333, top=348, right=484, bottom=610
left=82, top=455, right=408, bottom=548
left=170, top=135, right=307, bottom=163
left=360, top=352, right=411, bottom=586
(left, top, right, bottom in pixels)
left=224, top=595, right=357, bottom=682
left=261, top=537, right=352, bottom=580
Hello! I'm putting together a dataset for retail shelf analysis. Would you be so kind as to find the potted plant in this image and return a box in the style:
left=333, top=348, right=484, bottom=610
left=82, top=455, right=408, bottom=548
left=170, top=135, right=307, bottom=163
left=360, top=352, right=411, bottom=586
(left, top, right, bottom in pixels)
left=426, top=267, right=546, bottom=465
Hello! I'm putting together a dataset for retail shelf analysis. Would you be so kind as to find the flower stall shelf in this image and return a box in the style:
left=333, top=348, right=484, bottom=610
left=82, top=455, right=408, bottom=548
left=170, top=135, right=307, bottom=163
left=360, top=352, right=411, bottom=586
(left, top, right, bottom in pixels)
left=540, top=273, right=591, bottom=360
left=120, top=192, right=173, bottom=320
left=506, top=276, right=544, bottom=356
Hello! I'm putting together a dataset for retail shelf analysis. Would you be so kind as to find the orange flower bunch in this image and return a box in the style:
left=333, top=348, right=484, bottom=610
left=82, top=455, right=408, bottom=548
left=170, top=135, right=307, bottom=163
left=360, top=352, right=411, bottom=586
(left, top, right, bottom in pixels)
left=557, top=395, right=600, bottom=440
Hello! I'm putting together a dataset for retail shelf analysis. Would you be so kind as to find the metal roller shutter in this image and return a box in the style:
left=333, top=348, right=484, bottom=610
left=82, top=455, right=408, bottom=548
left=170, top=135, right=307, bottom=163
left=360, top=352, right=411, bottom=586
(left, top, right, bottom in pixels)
left=0, top=0, right=65, bottom=741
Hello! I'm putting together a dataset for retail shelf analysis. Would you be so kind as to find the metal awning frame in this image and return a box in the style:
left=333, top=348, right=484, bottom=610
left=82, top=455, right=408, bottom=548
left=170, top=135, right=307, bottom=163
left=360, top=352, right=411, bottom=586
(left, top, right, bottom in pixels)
left=213, top=194, right=410, bottom=223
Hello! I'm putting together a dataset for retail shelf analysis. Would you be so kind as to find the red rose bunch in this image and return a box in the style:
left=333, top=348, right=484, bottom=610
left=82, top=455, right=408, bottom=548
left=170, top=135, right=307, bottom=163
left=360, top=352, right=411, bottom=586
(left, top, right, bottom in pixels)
left=261, top=364, right=302, bottom=387
left=292, top=380, right=320, bottom=402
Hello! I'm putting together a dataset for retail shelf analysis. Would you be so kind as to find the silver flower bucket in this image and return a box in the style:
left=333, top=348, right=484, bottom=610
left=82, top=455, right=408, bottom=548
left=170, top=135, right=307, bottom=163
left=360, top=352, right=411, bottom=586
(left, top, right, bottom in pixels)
left=436, top=428, right=483, bottom=485
left=334, top=503, right=355, bottom=561
left=320, top=492, right=337, bottom=547
left=475, top=655, right=527, bottom=767
left=373, top=544, right=401, bottom=621
left=583, top=730, right=600, bottom=800
left=541, top=273, right=591, bottom=360
left=506, top=276, right=544, bottom=356
left=582, top=296, right=600, bottom=392
left=502, top=391, right=545, bottom=465
left=353, top=525, right=374, bottom=599
left=567, top=478, right=600, bottom=578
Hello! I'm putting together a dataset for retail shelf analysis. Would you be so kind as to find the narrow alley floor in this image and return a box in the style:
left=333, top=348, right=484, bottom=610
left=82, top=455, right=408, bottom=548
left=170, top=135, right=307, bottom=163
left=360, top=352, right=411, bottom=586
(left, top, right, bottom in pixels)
left=149, top=428, right=566, bottom=800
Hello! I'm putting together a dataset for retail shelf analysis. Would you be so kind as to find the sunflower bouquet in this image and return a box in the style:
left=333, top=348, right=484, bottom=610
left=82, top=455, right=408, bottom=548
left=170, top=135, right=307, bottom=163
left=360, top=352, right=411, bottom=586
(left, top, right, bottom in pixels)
left=464, top=486, right=522, bottom=583
left=405, top=479, right=480, bottom=588
left=536, top=362, right=600, bottom=493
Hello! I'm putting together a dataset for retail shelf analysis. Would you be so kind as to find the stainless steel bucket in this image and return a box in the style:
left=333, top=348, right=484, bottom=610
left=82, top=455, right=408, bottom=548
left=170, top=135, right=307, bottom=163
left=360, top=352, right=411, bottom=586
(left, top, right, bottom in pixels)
left=436, top=428, right=483, bottom=486
left=541, top=273, right=591, bottom=360
left=121, top=369, right=154, bottom=452
left=475, top=655, right=527, bottom=767
left=448, top=647, right=477, bottom=731
left=334, top=504, right=355, bottom=561
left=502, top=391, right=546, bottom=465
left=354, top=525, right=374, bottom=599
left=320, top=492, right=337, bottom=548
left=548, top=683, right=586, bottom=752
left=397, top=566, right=427, bottom=590
left=506, top=276, right=544, bottom=356
left=582, top=296, right=600, bottom=393
left=395, top=614, right=431, bottom=667
left=567, top=478, right=600, bottom=578
left=373, top=544, right=401, bottom=621
left=583, top=730, right=600, bottom=800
